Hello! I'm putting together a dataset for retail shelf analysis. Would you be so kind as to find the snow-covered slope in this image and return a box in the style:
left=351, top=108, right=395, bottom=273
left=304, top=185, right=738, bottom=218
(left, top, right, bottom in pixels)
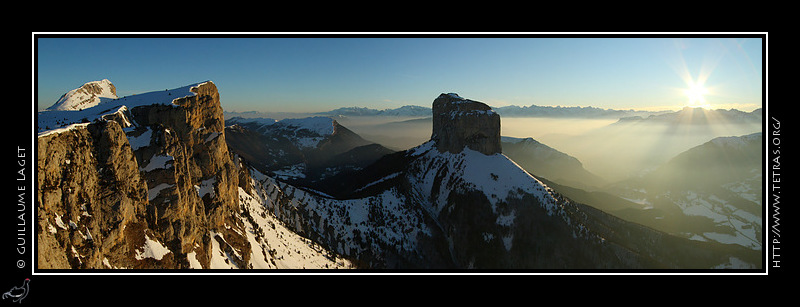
left=271, top=116, right=337, bottom=148
left=38, top=81, right=211, bottom=136
left=227, top=116, right=336, bottom=149
left=47, top=79, right=118, bottom=111
left=221, top=183, right=355, bottom=269
left=239, top=166, right=437, bottom=268
left=406, top=141, right=562, bottom=216
left=252, top=133, right=752, bottom=269
left=710, top=132, right=762, bottom=149
left=227, top=136, right=585, bottom=268
left=607, top=132, right=763, bottom=251
left=225, top=116, right=381, bottom=184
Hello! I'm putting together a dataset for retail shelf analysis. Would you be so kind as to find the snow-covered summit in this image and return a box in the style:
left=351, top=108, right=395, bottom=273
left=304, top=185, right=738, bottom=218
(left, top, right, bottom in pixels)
left=273, top=116, right=336, bottom=136
left=406, top=140, right=558, bottom=214
left=227, top=116, right=339, bottom=150
left=48, top=79, right=118, bottom=111
left=320, top=105, right=430, bottom=117
left=38, top=81, right=211, bottom=136
left=710, top=132, right=762, bottom=149
left=443, top=92, right=463, bottom=100
left=228, top=116, right=336, bottom=136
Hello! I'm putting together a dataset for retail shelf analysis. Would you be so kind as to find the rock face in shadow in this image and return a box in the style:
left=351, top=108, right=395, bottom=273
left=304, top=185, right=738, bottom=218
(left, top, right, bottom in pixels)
left=431, top=93, right=501, bottom=155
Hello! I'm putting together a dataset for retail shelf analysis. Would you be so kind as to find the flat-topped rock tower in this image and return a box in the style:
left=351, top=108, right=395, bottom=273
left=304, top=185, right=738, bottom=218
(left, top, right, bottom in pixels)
left=431, top=93, right=501, bottom=155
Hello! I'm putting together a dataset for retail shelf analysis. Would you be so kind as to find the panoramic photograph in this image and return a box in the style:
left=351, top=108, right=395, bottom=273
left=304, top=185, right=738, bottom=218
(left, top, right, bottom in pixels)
left=31, top=35, right=765, bottom=272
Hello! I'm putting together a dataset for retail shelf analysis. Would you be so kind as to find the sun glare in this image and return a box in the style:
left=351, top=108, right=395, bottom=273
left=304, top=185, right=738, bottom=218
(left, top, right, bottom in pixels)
left=683, top=81, right=711, bottom=109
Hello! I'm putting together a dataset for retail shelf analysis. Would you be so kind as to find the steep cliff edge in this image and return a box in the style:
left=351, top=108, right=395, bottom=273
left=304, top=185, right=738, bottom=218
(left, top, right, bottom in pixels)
left=37, top=119, right=150, bottom=269
left=37, top=81, right=250, bottom=269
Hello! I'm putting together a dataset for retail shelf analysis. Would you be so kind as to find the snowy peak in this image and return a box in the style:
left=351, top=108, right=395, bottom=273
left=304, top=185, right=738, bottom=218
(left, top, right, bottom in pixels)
left=227, top=116, right=338, bottom=149
left=616, top=107, right=762, bottom=125
left=228, top=116, right=336, bottom=137
left=406, top=140, right=558, bottom=215
left=48, top=79, right=118, bottom=111
left=38, top=81, right=210, bottom=135
left=320, top=105, right=431, bottom=117
left=273, top=116, right=336, bottom=136
left=431, top=93, right=501, bottom=155
left=710, top=132, right=762, bottom=149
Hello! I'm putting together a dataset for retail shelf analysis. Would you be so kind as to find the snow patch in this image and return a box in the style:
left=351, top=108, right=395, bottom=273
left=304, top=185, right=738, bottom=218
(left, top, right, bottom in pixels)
left=37, top=122, right=91, bottom=138
left=273, top=164, right=306, bottom=180
left=55, top=214, right=68, bottom=230
left=148, top=183, right=174, bottom=201
left=208, top=231, right=239, bottom=269
left=353, top=172, right=400, bottom=193
left=128, top=127, right=153, bottom=150
left=197, top=178, right=216, bottom=198
left=135, top=234, right=172, bottom=260
left=187, top=251, right=203, bottom=269
left=205, top=131, right=221, bottom=142
left=141, top=154, right=174, bottom=172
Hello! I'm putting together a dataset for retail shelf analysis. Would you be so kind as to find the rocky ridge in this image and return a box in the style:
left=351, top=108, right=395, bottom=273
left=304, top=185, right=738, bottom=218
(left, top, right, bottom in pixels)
left=37, top=81, right=251, bottom=269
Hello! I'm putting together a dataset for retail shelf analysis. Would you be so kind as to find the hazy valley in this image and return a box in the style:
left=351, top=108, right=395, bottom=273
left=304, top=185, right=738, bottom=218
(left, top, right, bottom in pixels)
left=226, top=100, right=764, bottom=260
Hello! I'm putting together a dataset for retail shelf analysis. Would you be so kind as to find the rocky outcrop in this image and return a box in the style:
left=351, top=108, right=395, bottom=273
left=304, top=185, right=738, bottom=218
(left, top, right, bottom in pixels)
left=431, top=93, right=501, bottom=155
left=129, top=82, right=250, bottom=268
left=37, top=81, right=250, bottom=269
left=37, top=119, right=150, bottom=269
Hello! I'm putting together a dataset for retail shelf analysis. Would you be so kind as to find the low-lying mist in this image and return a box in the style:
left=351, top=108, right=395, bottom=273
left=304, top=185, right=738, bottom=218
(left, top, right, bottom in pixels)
left=338, top=115, right=762, bottom=184
left=337, top=116, right=432, bottom=151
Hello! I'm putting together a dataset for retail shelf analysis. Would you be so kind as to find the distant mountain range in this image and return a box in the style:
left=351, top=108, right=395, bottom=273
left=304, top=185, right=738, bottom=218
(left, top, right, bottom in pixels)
left=615, top=106, right=762, bottom=125
left=318, top=105, right=431, bottom=117
left=227, top=104, right=761, bottom=122
left=316, top=104, right=668, bottom=119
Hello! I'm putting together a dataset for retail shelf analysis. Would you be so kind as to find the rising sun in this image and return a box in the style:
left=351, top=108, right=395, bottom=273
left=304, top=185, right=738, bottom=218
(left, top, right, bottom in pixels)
left=683, top=81, right=711, bottom=109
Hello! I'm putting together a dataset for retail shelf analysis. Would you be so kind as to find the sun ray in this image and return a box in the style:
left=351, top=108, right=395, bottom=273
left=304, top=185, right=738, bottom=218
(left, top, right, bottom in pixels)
left=683, top=80, right=711, bottom=109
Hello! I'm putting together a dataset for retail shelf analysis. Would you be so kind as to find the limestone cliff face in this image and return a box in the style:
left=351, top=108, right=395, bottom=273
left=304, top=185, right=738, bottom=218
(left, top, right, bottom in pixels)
left=431, top=93, right=501, bottom=155
left=37, top=81, right=250, bottom=269
left=37, top=119, right=149, bottom=269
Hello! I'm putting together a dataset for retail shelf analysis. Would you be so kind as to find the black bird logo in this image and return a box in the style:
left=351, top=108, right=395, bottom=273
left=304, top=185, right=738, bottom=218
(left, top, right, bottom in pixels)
left=2, top=278, right=29, bottom=303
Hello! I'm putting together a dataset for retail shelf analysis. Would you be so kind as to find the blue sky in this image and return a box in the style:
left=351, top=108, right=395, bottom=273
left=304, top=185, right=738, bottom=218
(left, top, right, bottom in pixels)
left=35, top=35, right=764, bottom=113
